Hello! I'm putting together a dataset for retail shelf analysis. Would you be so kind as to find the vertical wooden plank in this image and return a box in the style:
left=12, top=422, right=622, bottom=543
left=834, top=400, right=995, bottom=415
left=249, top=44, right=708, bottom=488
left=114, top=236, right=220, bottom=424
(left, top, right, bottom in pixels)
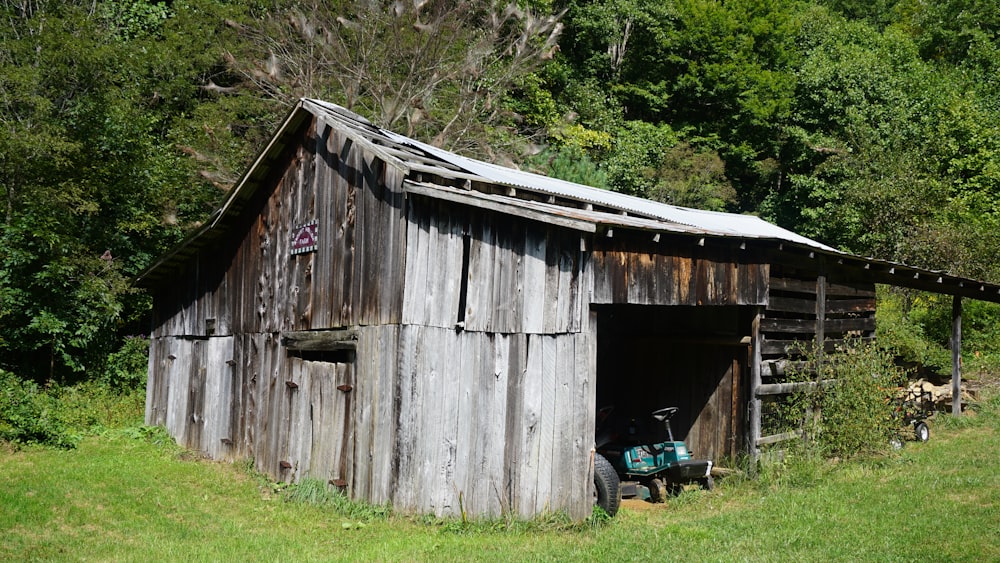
left=183, top=340, right=205, bottom=450
left=383, top=165, right=407, bottom=323
left=164, top=339, right=189, bottom=443
left=359, top=155, right=379, bottom=325
left=201, top=337, right=234, bottom=460
left=465, top=216, right=496, bottom=332
left=486, top=334, right=510, bottom=516
left=816, top=272, right=827, bottom=359
left=534, top=335, right=558, bottom=513
left=440, top=328, right=461, bottom=515
left=502, top=333, right=525, bottom=516
left=550, top=336, right=575, bottom=512
left=348, top=146, right=367, bottom=326
left=338, top=137, right=358, bottom=326
left=308, top=359, right=334, bottom=481
left=440, top=207, right=465, bottom=328
left=285, top=357, right=312, bottom=482
left=392, top=324, right=419, bottom=512
left=372, top=325, right=398, bottom=504
left=145, top=338, right=162, bottom=426
left=522, top=227, right=547, bottom=333
left=517, top=335, right=544, bottom=517
left=243, top=334, right=261, bottom=465
left=340, top=359, right=356, bottom=496
left=402, top=199, right=430, bottom=325
left=411, top=324, right=437, bottom=513
left=353, top=332, right=374, bottom=499
left=575, top=311, right=599, bottom=520
left=312, top=121, right=334, bottom=328
left=453, top=330, right=479, bottom=515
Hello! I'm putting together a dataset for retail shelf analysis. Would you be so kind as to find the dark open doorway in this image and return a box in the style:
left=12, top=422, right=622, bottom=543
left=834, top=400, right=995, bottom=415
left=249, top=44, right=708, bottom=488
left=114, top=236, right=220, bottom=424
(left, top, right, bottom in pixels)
left=595, top=305, right=752, bottom=462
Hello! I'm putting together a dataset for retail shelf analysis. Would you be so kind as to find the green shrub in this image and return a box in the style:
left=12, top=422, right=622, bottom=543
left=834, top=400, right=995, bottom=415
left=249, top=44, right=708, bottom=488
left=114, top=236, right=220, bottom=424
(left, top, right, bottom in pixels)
left=101, top=335, right=149, bottom=391
left=55, top=380, right=145, bottom=432
left=0, top=369, right=145, bottom=449
left=0, top=370, right=79, bottom=448
left=788, top=339, right=906, bottom=458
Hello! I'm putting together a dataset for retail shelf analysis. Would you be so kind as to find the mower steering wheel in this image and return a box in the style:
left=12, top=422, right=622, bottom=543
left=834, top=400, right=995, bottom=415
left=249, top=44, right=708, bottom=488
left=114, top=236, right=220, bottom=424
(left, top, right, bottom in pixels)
left=651, top=407, right=678, bottom=422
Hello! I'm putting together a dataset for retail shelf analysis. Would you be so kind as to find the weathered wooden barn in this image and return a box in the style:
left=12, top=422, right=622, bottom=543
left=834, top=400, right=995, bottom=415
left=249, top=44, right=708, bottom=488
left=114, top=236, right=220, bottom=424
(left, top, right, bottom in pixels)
left=139, top=99, right=1000, bottom=519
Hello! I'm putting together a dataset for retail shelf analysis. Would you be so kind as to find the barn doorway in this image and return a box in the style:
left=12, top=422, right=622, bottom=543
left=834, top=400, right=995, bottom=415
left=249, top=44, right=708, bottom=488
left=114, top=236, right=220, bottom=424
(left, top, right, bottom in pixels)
left=594, top=305, right=753, bottom=462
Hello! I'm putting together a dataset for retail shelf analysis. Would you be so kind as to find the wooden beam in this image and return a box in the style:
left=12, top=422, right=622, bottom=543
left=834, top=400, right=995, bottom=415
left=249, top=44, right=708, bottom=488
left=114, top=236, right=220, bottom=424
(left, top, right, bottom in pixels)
left=403, top=180, right=598, bottom=233
left=760, top=359, right=815, bottom=378
left=760, top=317, right=875, bottom=335
left=757, top=430, right=801, bottom=446
left=756, top=379, right=836, bottom=397
left=952, top=296, right=962, bottom=416
left=281, top=329, right=358, bottom=351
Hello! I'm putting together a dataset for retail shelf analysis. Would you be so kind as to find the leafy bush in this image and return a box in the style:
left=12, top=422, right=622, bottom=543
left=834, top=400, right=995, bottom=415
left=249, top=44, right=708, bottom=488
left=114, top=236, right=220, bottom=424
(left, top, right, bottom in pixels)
left=101, top=335, right=149, bottom=391
left=787, top=339, right=906, bottom=458
left=0, top=369, right=145, bottom=449
left=0, top=370, right=79, bottom=448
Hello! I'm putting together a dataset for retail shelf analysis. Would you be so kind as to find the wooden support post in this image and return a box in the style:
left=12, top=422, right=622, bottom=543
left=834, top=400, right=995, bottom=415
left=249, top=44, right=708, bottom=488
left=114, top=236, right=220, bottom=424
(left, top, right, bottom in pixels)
left=952, top=295, right=962, bottom=416
left=749, top=306, right=763, bottom=462
left=815, top=271, right=826, bottom=362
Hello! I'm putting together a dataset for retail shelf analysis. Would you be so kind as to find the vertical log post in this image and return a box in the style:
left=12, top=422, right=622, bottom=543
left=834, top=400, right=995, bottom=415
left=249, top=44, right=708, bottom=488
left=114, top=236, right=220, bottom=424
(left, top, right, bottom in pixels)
left=749, top=306, right=763, bottom=463
left=952, top=295, right=962, bottom=416
left=815, top=273, right=826, bottom=361
left=806, top=270, right=827, bottom=444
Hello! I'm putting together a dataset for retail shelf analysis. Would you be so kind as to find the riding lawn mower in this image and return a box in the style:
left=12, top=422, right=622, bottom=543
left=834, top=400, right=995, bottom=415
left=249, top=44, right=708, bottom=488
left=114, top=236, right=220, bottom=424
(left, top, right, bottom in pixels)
left=593, top=406, right=714, bottom=516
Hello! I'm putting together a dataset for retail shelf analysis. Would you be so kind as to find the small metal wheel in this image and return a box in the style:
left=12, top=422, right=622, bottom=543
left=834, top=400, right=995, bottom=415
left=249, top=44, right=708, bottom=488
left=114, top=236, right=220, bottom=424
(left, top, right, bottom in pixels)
left=890, top=437, right=904, bottom=450
left=698, top=475, right=715, bottom=491
left=914, top=421, right=930, bottom=443
left=648, top=478, right=668, bottom=503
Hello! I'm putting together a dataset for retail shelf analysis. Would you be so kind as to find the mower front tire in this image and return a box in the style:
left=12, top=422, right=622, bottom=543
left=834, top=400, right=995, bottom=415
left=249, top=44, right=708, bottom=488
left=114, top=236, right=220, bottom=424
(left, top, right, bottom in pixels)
left=648, top=478, right=668, bottom=503
left=593, top=453, right=621, bottom=517
left=914, top=421, right=930, bottom=443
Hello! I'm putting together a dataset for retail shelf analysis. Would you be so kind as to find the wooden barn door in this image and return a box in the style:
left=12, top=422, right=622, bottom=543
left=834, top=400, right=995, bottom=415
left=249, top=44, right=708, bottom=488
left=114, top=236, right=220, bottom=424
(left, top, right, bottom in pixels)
left=291, top=354, right=356, bottom=490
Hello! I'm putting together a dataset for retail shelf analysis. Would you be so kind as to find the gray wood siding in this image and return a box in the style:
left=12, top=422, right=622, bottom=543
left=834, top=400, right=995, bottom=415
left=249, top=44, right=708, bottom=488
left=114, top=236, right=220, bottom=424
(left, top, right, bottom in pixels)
left=151, top=117, right=407, bottom=339
left=402, top=196, right=590, bottom=334
left=147, top=323, right=596, bottom=520
left=390, top=326, right=594, bottom=519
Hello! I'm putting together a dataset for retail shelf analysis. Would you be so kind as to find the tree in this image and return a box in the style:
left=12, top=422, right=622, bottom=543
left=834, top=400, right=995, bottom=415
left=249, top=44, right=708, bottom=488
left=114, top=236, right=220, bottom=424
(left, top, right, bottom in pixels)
left=0, top=0, right=250, bottom=381
left=225, top=0, right=564, bottom=159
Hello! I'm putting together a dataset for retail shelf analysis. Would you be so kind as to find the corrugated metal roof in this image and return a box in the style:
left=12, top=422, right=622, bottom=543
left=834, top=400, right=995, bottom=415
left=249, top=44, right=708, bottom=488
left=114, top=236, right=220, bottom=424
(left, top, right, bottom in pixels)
left=304, top=99, right=833, bottom=251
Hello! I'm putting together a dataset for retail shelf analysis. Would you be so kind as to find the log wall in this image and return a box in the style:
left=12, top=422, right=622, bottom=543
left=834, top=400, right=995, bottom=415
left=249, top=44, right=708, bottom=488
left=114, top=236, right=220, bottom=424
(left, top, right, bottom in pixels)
left=752, top=266, right=878, bottom=448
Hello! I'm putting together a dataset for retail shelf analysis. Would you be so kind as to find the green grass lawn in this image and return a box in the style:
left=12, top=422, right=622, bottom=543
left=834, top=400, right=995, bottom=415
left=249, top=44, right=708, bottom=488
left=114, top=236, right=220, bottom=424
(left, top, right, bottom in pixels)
left=2, top=416, right=999, bottom=562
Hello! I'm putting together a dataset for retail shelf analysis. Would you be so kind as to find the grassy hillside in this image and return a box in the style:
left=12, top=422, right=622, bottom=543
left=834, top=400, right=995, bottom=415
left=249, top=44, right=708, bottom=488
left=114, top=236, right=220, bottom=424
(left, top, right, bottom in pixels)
left=2, top=399, right=999, bottom=562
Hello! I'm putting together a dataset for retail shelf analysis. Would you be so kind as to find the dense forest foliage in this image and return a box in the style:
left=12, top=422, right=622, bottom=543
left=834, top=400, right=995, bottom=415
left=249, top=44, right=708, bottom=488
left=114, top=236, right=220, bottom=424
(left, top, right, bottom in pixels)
left=3, top=0, right=1000, bottom=387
